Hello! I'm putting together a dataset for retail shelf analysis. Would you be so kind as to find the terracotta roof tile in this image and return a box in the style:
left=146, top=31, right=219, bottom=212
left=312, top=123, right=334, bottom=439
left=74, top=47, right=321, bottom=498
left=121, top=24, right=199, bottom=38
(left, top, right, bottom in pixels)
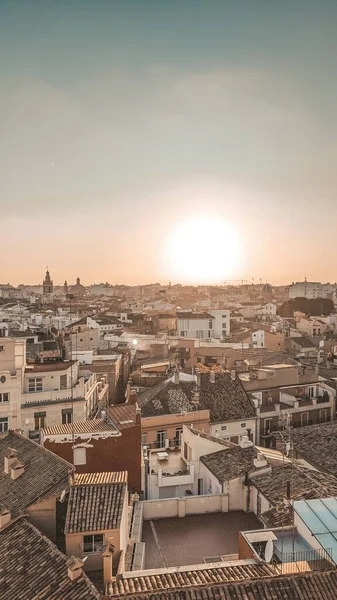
left=73, top=471, right=128, bottom=486
left=65, top=481, right=126, bottom=534
left=42, top=419, right=118, bottom=436
left=0, top=431, right=71, bottom=517
left=0, top=517, right=100, bottom=600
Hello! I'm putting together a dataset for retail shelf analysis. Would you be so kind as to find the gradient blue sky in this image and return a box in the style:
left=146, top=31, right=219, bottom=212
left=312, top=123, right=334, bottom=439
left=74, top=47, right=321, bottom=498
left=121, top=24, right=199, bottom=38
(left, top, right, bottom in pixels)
left=1, top=0, right=337, bottom=285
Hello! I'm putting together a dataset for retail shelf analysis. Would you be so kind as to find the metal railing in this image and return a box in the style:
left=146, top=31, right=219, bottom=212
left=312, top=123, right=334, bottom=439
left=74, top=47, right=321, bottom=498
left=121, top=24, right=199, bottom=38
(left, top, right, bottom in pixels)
left=274, top=547, right=333, bottom=574
left=144, top=437, right=181, bottom=450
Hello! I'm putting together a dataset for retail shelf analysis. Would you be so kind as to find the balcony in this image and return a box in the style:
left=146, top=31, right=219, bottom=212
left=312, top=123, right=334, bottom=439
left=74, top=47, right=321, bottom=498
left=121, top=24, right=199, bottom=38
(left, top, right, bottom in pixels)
left=158, top=462, right=195, bottom=487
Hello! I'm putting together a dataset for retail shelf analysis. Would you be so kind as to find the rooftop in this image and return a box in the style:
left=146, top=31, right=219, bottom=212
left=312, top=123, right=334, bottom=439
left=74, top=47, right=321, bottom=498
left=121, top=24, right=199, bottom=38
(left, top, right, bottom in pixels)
left=107, top=404, right=138, bottom=430
left=0, top=518, right=100, bottom=600
left=65, top=479, right=126, bottom=534
left=138, top=371, right=256, bottom=423
left=176, top=312, right=213, bottom=319
left=292, top=422, right=337, bottom=476
left=142, top=512, right=262, bottom=569
left=109, top=561, right=275, bottom=596
left=73, top=471, right=128, bottom=486
left=106, top=571, right=337, bottom=600
left=250, top=465, right=337, bottom=528
left=0, top=431, right=71, bottom=517
left=200, top=446, right=261, bottom=483
left=42, top=418, right=118, bottom=436
left=25, top=360, right=76, bottom=372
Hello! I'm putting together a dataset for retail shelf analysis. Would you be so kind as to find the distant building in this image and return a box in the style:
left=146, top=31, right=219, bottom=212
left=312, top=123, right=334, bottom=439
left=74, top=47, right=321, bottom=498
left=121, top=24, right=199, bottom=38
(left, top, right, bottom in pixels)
left=176, top=312, right=215, bottom=339
left=289, top=280, right=337, bottom=299
left=42, top=269, right=53, bottom=295
left=70, top=277, right=86, bottom=297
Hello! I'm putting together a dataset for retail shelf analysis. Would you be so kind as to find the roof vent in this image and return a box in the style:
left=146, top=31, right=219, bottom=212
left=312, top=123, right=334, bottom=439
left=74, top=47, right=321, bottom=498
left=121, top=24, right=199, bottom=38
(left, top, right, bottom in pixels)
left=0, top=505, right=11, bottom=528
left=240, top=436, right=253, bottom=448
left=10, top=460, right=25, bottom=480
left=254, top=452, right=268, bottom=468
left=67, top=556, right=85, bottom=581
left=230, top=370, right=236, bottom=381
left=4, top=448, right=19, bottom=475
left=210, top=371, right=215, bottom=383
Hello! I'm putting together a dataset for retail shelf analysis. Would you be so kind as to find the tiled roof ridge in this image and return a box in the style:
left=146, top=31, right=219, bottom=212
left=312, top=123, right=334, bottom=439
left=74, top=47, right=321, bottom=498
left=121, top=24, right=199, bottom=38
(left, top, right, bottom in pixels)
left=108, top=568, right=337, bottom=597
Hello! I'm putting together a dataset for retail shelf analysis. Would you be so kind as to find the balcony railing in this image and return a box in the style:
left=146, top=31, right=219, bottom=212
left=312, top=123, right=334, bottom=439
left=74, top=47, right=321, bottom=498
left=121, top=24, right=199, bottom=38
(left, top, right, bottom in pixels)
left=263, top=416, right=331, bottom=436
left=144, top=438, right=181, bottom=450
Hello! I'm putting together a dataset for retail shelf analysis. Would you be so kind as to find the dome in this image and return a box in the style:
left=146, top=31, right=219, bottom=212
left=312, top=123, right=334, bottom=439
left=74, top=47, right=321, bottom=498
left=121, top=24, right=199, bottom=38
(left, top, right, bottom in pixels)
left=70, top=277, right=86, bottom=296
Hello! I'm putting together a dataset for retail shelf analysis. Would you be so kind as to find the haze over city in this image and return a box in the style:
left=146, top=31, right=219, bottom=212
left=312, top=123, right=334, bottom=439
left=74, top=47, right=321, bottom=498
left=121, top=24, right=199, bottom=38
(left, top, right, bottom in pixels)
left=1, top=0, right=337, bottom=285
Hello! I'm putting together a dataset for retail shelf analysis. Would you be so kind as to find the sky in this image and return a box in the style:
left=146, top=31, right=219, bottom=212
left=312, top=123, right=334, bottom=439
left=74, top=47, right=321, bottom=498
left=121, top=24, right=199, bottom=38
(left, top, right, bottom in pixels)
left=1, top=0, right=337, bottom=286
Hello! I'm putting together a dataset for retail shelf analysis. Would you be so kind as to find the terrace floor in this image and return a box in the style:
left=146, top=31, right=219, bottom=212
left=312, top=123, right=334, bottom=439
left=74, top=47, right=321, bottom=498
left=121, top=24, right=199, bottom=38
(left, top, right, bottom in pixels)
left=142, top=511, right=262, bottom=569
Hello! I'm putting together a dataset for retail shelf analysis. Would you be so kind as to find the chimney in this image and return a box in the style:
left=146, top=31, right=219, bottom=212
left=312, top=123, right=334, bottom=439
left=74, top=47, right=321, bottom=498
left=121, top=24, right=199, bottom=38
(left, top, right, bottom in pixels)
left=128, top=389, right=138, bottom=405
left=67, top=556, right=85, bottom=581
left=102, top=539, right=115, bottom=584
left=10, top=460, right=24, bottom=480
left=174, top=370, right=180, bottom=385
left=136, top=405, right=141, bottom=425
left=210, top=370, right=215, bottom=383
left=0, top=505, right=11, bottom=528
left=4, top=448, right=19, bottom=474
left=230, top=369, right=236, bottom=381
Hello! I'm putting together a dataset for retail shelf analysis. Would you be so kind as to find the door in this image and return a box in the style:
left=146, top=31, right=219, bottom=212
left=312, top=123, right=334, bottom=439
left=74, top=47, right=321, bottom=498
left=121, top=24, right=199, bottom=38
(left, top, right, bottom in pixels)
left=198, top=478, right=203, bottom=495
left=301, top=412, right=309, bottom=427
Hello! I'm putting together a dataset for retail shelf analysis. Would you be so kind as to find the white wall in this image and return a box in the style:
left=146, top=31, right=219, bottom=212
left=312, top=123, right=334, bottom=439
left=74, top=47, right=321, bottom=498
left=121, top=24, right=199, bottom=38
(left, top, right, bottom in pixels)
left=177, top=317, right=214, bottom=339
left=143, top=493, right=227, bottom=520
left=209, top=310, right=231, bottom=338
left=210, top=418, right=256, bottom=444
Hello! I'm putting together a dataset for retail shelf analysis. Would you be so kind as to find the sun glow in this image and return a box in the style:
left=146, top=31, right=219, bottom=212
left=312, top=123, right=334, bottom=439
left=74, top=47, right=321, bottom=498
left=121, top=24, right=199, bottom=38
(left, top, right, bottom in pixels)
left=163, top=215, right=244, bottom=284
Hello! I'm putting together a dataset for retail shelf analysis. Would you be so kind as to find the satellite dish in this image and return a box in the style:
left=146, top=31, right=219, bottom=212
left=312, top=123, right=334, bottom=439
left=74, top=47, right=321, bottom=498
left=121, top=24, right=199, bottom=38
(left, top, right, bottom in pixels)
left=60, top=490, right=66, bottom=503
left=264, top=539, right=274, bottom=563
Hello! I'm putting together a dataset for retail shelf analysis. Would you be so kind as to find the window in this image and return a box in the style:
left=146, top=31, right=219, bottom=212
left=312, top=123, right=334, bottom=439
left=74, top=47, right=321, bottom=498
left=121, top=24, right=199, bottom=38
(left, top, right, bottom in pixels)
left=301, top=412, right=309, bottom=426
left=181, top=331, right=186, bottom=337
left=0, top=346, right=4, bottom=352
left=90, top=337, right=93, bottom=341
left=208, top=320, right=213, bottom=329
left=74, top=447, right=86, bottom=465
left=80, top=338, right=83, bottom=342
left=28, top=378, right=43, bottom=393
left=156, top=430, right=166, bottom=448
left=62, top=410, right=72, bottom=424
left=241, top=423, right=246, bottom=428
left=60, top=374, right=67, bottom=390
left=222, top=323, right=227, bottom=329
left=34, top=412, right=46, bottom=430
left=222, top=315, right=227, bottom=319
left=83, top=534, right=104, bottom=553
left=308, top=387, right=315, bottom=398
left=221, top=425, right=227, bottom=431
left=264, top=418, right=272, bottom=435
left=0, top=418, right=8, bottom=433
left=141, top=433, right=147, bottom=446
left=175, top=428, right=183, bottom=446
left=0, top=393, right=9, bottom=403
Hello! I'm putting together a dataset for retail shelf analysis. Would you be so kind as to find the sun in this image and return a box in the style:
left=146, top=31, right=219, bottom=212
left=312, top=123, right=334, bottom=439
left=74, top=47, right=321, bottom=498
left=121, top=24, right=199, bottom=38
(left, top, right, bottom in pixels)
left=163, top=215, right=244, bottom=284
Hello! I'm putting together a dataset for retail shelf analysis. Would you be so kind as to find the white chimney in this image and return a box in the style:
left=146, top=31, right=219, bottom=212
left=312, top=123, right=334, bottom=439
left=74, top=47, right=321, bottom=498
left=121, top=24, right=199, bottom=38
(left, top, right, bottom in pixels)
left=10, top=460, right=25, bottom=480
left=0, top=505, right=11, bottom=528
left=254, top=452, right=268, bottom=468
left=230, top=370, right=236, bottom=381
left=4, top=448, right=19, bottom=475
left=67, top=556, right=85, bottom=581
left=210, top=371, right=215, bottom=383
left=240, top=436, right=253, bottom=448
